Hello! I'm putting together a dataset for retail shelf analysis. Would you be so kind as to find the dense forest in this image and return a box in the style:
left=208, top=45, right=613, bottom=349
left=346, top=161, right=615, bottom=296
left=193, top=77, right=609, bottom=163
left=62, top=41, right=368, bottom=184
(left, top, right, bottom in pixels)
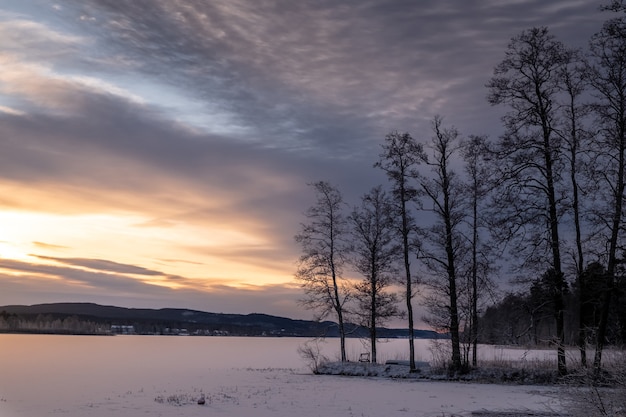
left=295, top=1, right=626, bottom=375
left=480, top=263, right=626, bottom=347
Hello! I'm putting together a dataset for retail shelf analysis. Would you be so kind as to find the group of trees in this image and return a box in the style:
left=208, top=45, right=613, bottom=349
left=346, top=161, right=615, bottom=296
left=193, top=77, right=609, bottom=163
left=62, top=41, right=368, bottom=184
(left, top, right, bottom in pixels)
left=294, top=181, right=400, bottom=364
left=481, top=261, right=626, bottom=349
left=295, top=121, right=493, bottom=372
left=0, top=312, right=107, bottom=334
left=295, top=2, right=626, bottom=375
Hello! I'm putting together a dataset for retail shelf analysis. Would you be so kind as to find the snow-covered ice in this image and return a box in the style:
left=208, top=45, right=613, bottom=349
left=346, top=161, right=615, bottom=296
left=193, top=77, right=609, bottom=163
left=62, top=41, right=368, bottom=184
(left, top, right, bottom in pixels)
left=0, top=335, right=566, bottom=416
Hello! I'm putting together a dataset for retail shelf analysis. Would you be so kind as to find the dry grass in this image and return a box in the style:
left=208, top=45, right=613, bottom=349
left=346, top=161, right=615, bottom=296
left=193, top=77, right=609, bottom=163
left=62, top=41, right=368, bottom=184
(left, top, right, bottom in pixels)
left=559, top=353, right=626, bottom=417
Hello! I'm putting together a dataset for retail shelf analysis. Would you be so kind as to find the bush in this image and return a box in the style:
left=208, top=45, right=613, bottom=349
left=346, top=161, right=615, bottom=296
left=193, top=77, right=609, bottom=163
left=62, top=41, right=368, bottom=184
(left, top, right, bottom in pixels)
left=298, top=340, right=329, bottom=373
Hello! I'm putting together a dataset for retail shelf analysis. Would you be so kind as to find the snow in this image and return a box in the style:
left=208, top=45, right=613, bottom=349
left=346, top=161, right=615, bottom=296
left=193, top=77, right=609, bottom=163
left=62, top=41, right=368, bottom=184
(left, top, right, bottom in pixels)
left=0, top=335, right=567, bottom=417
left=1, top=367, right=565, bottom=417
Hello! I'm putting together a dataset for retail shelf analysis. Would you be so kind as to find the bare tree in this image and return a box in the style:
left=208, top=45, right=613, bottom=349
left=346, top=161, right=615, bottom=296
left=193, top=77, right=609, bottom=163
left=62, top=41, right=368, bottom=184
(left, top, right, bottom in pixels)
left=375, top=131, right=425, bottom=372
left=349, top=186, right=401, bottom=363
left=417, top=116, right=466, bottom=371
left=586, top=13, right=626, bottom=371
left=556, top=49, right=592, bottom=366
left=486, top=26, right=571, bottom=375
left=295, top=181, right=351, bottom=362
left=461, top=134, right=495, bottom=367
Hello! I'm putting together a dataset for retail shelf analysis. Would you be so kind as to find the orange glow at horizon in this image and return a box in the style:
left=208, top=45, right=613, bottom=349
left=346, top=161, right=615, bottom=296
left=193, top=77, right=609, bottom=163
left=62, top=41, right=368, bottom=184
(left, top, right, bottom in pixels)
left=0, top=209, right=295, bottom=291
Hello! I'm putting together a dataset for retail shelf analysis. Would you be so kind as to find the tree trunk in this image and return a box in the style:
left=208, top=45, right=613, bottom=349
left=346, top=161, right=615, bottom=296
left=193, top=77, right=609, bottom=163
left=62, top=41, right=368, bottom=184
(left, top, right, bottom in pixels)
left=544, top=136, right=567, bottom=376
left=404, top=235, right=416, bottom=371
left=331, top=220, right=347, bottom=362
left=587, top=15, right=626, bottom=373
left=537, top=76, right=567, bottom=375
left=371, top=265, right=377, bottom=364
left=573, top=174, right=587, bottom=368
left=333, top=274, right=347, bottom=362
left=471, top=178, right=479, bottom=368
left=594, top=133, right=625, bottom=371
left=444, top=183, right=462, bottom=371
left=564, top=74, right=586, bottom=367
left=401, top=186, right=416, bottom=372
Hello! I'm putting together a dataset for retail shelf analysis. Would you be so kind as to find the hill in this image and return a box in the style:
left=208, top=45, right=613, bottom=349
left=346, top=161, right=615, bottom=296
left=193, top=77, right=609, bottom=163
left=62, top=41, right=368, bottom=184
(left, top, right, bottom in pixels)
left=0, top=303, right=442, bottom=338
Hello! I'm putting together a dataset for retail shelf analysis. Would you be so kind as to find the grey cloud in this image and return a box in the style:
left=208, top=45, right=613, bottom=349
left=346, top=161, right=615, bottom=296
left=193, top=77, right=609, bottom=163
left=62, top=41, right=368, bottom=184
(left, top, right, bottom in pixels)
left=0, top=93, right=301, bottom=196
left=4, top=1, right=607, bottom=170
left=33, top=255, right=167, bottom=276
left=59, top=0, right=606, bottom=146
left=0, top=268, right=307, bottom=319
left=0, top=258, right=156, bottom=293
left=0, top=0, right=612, bottom=318
left=0, top=83, right=383, bottom=268
left=0, top=8, right=85, bottom=62
left=4, top=0, right=603, bottom=185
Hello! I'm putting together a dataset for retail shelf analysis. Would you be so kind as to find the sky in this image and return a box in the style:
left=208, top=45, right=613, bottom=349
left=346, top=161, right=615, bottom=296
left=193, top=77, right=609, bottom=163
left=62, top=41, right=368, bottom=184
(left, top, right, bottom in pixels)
left=0, top=0, right=610, bottom=322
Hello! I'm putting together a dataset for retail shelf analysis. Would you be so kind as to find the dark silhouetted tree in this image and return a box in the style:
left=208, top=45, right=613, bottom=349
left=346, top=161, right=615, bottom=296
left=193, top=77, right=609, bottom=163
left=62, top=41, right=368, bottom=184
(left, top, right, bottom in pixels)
left=461, top=134, right=496, bottom=367
left=375, top=131, right=425, bottom=372
left=487, top=26, right=571, bottom=375
left=349, top=186, right=401, bottom=363
left=586, top=11, right=626, bottom=371
left=555, top=48, right=591, bottom=366
left=295, top=181, right=351, bottom=361
left=417, top=116, right=466, bottom=371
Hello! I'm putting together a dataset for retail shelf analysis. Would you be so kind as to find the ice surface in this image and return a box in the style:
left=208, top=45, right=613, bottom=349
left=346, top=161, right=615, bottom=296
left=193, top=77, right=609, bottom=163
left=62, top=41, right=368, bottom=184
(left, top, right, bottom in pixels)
left=0, top=335, right=566, bottom=416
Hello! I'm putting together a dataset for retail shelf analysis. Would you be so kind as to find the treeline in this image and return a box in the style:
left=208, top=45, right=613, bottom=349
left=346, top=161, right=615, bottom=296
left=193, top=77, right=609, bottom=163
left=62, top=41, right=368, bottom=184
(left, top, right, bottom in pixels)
left=0, top=311, right=107, bottom=335
left=295, top=2, right=626, bottom=376
left=480, top=263, right=626, bottom=347
left=0, top=311, right=274, bottom=336
left=0, top=311, right=290, bottom=336
left=0, top=311, right=289, bottom=336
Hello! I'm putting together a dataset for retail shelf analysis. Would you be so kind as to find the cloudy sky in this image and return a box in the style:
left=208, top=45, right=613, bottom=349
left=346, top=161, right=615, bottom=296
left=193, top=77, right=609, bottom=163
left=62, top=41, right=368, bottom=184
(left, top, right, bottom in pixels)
left=0, top=1, right=609, bottom=321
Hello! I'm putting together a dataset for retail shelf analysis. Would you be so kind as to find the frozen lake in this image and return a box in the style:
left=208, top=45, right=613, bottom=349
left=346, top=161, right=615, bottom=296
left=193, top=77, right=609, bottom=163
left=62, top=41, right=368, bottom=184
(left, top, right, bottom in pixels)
left=0, top=334, right=564, bottom=373
left=0, top=335, right=567, bottom=416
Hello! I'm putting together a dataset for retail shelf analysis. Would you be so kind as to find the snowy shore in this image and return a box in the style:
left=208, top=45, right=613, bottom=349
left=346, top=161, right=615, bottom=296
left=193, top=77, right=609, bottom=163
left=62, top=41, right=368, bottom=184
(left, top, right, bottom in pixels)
left=316, top=360, right=560, bottom=385
left=1, top=365, right=569, bottom=417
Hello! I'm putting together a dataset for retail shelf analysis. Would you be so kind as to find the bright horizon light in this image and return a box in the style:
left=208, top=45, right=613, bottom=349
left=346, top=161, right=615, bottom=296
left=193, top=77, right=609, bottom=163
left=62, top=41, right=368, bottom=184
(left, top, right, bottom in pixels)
left=0, top=210, right=293, bottom=288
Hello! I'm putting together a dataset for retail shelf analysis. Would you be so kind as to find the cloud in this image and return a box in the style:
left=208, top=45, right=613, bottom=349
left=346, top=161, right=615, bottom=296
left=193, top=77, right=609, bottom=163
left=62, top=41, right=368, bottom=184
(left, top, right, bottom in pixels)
left=0, top=258, right=306, bottom=319
left=32, top=255, right=170, bottom=276
left=159, top=258, right=204, bottom=265
left=0, top=74, right=364, bottom=277
left=32, top=242, right=69, bottom=250
left=0, top=258, right=160, bottom=289
left=0, top=16, right=85, bottom=61
left=1, top=1, right=605, bottom=201
left=0, top=0, right=610, bottom=320
left=59, top=0, right=606, bottom=143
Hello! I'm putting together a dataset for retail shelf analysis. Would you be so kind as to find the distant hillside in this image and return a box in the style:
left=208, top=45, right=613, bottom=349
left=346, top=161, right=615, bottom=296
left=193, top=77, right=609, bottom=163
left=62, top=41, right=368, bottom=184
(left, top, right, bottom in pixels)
left=0, top=302, right=442, bottom=339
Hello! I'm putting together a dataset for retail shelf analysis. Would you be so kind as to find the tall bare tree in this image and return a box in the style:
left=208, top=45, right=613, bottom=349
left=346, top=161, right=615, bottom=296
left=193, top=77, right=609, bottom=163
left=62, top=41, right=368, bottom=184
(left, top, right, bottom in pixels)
left=461, top=134, right=494, bottom=367
left=349, top=186, right=400, bottom=363
left=586, top=13, right=626, bottom=371
left=486, top=27, right=571, bottom=375
left=295, top=181, right=351, bottom=361
left=417, top=117, right=466, bottom=371
left=556, top=49, right=592, bottom=366
left=375, top=131, right=425, bottom=372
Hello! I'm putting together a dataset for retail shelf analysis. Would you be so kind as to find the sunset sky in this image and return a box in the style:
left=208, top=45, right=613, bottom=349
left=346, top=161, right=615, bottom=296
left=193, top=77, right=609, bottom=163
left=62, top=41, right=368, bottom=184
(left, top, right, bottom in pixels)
left=0, top=1, right=608, bottom=321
